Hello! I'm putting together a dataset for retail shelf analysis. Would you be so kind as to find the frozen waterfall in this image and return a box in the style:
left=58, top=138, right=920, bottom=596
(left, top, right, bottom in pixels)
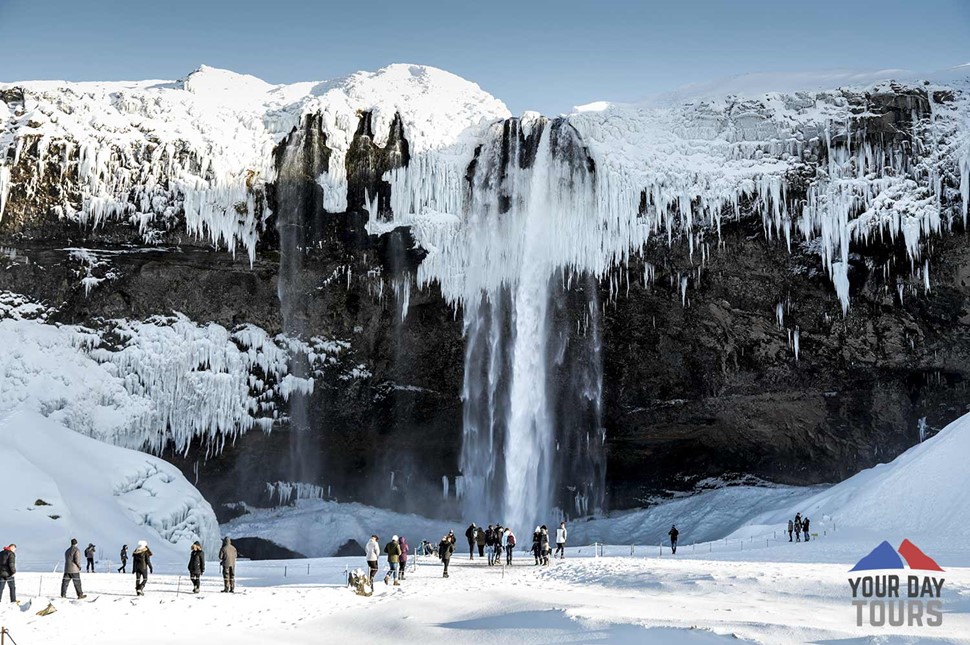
left=457, top=117, right=606, bottom=532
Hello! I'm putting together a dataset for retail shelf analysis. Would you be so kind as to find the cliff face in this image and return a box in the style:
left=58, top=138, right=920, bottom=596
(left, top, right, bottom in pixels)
left=1, top=66, right=968, bottom=521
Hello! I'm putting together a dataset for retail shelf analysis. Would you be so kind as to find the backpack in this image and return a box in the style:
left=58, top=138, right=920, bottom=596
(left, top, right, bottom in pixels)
left=508, top=534, right=516, bottom=547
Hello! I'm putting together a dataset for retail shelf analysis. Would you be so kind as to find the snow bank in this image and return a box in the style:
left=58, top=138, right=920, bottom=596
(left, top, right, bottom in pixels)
left=0, top=410, right=220, bottom=561
left=738, top=408, right=970, bottom=544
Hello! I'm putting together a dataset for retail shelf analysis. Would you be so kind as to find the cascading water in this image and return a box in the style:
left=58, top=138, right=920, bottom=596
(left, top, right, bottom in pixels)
left=274, top=117, right=329, bottom=489
left=458, top=117, right=606, bottom=532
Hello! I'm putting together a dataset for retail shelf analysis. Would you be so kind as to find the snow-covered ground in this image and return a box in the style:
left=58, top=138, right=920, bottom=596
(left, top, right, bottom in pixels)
left=3, top=344, right=970, bottom=645
left=0, top=540, right=967, bottom=645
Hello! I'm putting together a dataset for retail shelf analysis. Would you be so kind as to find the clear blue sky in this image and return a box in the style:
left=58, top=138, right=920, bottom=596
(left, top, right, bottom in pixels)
left=1, top=0, right=968, bottom=114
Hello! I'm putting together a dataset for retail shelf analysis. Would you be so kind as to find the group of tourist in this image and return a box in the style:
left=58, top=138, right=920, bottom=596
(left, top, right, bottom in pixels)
left=787, top=513, right=812, bottom=542
left=0, top=536, right=242, bottom=602
left=363, top=521, right=570, bottom=582
left=465, top=523, right=518, bottom=567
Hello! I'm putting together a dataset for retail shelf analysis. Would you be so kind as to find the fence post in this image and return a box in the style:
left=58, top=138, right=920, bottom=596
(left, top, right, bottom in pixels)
left=284, top=566, right=287, bottom=578
left=38, top=575, right=43, bottom=598
left=630, top=545, right=634, bottom=556
left=307, top=563, right=310, bottom=576
left=766, top=539, right=769, bottom=548
left=176, top=576, right=181, bottom=597
left=659, top=543, right=662, bottom=557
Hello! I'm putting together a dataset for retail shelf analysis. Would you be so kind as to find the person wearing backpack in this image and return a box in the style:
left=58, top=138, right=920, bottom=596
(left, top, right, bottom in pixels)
left=802, top=517, right=811, bottom=542
left=787, top=519, right=794, bottom=542
left=504, top=529, right=516, bottom=566
left=0, top=544, right=16, bottom=603
left=668, top=525, right=679, bottom=554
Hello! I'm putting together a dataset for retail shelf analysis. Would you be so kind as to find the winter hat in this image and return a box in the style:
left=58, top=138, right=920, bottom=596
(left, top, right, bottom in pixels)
left=193, top=541, right=201, bottom=547
left=71, top=538, right=78, bottom=545
left=137, top=540, right=148, bottom=547
left=392, top=535, right=398, bottom=541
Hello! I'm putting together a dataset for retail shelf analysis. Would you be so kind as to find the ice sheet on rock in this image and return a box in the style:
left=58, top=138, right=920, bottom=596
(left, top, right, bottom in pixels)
left=0, top=311, right=357, bottom=457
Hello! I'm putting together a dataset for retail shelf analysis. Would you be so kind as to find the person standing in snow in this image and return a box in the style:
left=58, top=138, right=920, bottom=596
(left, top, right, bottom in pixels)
left=668, top=525, right=679, bottom=554
left=794, top=513, right=802, bottom=542
left=476, top=525, right=487, bottom=558
left=540, top=526, right=551, bottom=565
left=0, top=544, right=16, bottom=603
left=787, top=519, right=794, bottom=542
left=504, top=528, right=516, bottom=566
left=532, top=527, right=542, bottom=565
left=465, top=523, right=477, bottom=559
left=802, top=517, right=810, bottom=542
left=84, top=543, right=96, bottom=572
left=555, top=522, right=567, bottom=559
left=118, top=544, right=129, bottom=573
left=61, top=538, right=86, bottom=599
left=219, top=536, right=237, bottom=593
left=132, top=540, right=153, bottom=596
left=491, top=525, right=504, bottom=565
left=447, top=530, right=456, bottom=546
left=438, top=535, right=454, bottom=577
left=398, top=536, right=409, bottom=581
left=384, top=535, right=402, bottom=586
left=188, top=541, right=205, bottom=593
left=365, top=535, right=380, bottom=582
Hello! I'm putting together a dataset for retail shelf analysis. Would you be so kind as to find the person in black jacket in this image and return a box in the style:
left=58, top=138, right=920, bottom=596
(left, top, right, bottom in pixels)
left=0, top=544, right=16, bottom=603
left=118, top=545, right=128, bottom=573
left=802, top=517, right=811, bottom=542
left=438, top=535, right=454, bottom=577
left=84, top=543, right=96, bottom=572
left=132, top=540, right=153, bottom=596
left=668, top=525, right=679, bottom=554
left=187, top=541, right=205, bottom=593
left=464, top=523, right=477, bottom=559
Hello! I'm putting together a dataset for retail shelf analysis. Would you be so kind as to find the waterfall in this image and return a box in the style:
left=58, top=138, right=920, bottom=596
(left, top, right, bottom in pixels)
left=275, top=117, right=327, bottom=488
left=458, top=117, right=605, bottom=532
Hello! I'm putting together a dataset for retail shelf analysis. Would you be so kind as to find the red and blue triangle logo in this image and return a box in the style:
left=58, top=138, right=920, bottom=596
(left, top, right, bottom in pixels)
left=850, top=539, right=944, bottom=572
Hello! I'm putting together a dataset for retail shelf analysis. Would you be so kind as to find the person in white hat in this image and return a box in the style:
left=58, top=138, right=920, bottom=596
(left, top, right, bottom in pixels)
left=132, top=540, right=153, bottom=596
left=383, top=535, right=402, bottom=586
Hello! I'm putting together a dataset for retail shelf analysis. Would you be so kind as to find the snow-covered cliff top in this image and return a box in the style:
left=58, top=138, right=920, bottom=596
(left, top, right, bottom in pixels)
left=0, top=64, right=510, bottom=260
left=1, top=65, right=968, bottom=312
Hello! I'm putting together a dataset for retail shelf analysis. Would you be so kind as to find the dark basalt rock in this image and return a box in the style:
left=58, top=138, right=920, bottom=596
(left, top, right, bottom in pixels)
left=230, top=537, right=306, bottom=561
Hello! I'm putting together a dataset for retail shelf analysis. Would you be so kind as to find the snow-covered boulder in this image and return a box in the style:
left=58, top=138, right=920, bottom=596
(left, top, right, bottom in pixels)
left=0, top=410, right=221, bottom=563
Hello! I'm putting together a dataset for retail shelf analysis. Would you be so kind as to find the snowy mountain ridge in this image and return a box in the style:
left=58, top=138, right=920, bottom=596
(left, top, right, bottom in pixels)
left=2, top=64, right=967, bottom=311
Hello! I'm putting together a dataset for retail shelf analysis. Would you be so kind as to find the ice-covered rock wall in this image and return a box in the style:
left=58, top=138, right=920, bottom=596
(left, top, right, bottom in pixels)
left=2, top=64, right=969, bottom=522
left=0, top=308, right=353, bottom=456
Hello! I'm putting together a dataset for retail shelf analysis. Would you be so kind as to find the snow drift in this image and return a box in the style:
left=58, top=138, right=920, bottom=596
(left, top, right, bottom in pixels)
left=0, top=410, right=221, bottom=561
left=738, top=407, right=970, bottom=545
